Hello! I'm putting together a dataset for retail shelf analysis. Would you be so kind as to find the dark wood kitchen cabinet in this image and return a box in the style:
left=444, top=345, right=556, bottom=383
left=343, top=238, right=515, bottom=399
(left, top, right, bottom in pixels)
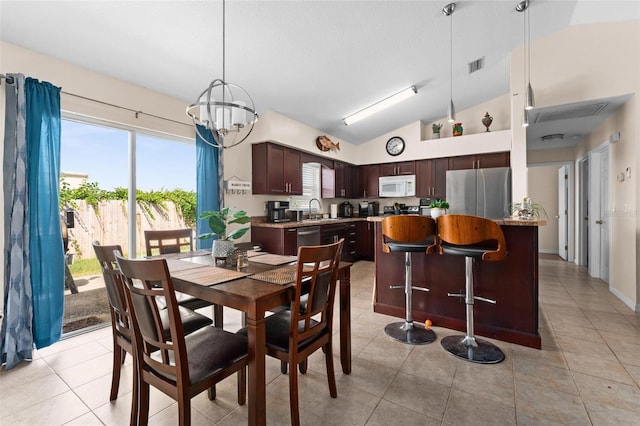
left=448, top=152, right=510, bottom=170
left=355, top=164, right=380, bottom=198
left=250, top=225, right=298, bottom=255
left=416, top=157, right=448, bottom=199
left=334, top=161, right=352, bottom=198
left=252, top=142, right=302, bottom=195
left=380, top=161, right=415, bottom=177
left=356, top=221, right=374, bottom=260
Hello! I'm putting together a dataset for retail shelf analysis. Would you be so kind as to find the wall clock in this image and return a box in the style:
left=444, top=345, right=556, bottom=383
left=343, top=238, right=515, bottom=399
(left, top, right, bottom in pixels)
left=386, top=136, right=405, bottom=156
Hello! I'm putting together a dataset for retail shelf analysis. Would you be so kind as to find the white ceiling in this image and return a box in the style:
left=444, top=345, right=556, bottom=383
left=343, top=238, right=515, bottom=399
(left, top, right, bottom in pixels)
left=1, top=1, right=638, bottom=145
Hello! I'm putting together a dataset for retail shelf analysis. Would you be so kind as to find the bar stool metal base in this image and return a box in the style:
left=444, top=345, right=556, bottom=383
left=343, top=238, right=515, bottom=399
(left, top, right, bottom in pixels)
left=441, top=335, right=505, bottom=364
left=385, top=321, right=436, bottom=345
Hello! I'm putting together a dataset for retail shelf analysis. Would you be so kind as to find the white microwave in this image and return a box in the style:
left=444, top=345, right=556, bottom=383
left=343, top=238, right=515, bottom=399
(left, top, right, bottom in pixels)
left=379, top=175, right=416, bottom=198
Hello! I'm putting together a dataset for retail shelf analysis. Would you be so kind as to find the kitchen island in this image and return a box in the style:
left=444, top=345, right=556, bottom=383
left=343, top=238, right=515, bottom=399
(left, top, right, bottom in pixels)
left=368, top=216, right=545, bottom=349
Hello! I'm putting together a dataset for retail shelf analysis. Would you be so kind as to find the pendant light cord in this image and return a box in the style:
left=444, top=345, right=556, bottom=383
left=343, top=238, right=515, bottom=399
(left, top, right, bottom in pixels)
left=450, top=10, right=453, bottom=103
left=526, top=3, right=531, bottom=89
left=222, top=0, right=226, bottom=83
left=523, top=3, right=527, bottom=93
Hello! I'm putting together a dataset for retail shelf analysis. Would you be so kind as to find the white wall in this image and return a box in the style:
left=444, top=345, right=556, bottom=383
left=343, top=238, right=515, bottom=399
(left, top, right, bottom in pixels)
left=512, top=21, right=639, bottom=309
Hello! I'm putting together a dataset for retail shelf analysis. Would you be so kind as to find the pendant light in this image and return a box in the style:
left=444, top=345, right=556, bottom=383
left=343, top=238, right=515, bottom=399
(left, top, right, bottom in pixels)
left=186, top=0, right=258, bottom=149
left=517, top=0, right=534, bottom=120
left=443, top=3, right=456, bottom=123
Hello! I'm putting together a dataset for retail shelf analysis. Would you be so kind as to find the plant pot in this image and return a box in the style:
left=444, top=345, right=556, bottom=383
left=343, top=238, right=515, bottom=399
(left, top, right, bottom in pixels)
left=430, top=208, right=446, bottom=218
left=212, top=240, right=234, bottom=260
left=432, top=133, right=440, bottom=139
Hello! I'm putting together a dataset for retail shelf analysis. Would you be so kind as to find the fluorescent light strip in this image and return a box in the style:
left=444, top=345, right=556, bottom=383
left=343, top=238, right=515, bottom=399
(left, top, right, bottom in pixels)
left=343, top=86, right=417, bottom=126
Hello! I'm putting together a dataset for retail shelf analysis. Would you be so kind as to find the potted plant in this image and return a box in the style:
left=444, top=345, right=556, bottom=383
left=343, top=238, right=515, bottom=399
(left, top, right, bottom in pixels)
left=428, top=199, right=449, bottom=218
left=432, top=123, right=443, bottom=139
left=198, top=208, right=251, bottom=259
left=509, top=197, right=547, bottom=220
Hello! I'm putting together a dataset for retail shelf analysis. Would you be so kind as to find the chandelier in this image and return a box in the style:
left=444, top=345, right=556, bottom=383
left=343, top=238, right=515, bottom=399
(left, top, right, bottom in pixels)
left=186, top=0, right=258, bottom=149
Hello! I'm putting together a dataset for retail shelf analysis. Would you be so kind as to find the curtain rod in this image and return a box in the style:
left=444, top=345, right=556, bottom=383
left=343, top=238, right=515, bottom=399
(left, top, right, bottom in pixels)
left=1, top=75, right=189, bottom=129
left=61, top=90, right=192, bottom=128
left=0, top=74, right=15, bottom=84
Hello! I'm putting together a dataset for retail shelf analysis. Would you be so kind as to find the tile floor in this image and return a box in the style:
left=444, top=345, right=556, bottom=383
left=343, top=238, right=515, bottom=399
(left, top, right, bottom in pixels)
left=2, top=257, right=640, bottom=425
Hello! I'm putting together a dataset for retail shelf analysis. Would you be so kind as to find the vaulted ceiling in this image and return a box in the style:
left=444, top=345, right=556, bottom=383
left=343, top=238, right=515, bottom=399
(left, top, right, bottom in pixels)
left=1, top=1, right=638, bottom=145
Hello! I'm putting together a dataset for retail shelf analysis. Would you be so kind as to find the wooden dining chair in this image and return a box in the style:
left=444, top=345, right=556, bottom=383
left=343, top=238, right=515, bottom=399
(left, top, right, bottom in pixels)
left=240, top=239, right=344, bottom=426
left=144, top=228, right=194, bottom=256
left=144, top=229, right=221, bottom=320
left=114, top=252, right=248, bottom=426
left=92, top=242, right=213, bottom=415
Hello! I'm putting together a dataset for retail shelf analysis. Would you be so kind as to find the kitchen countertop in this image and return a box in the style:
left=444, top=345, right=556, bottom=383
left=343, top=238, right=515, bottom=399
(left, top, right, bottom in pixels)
left=251, top=217, right=367, bottom=229
left=252, top=215, right=547, bottom=228
left=365, top=215, right=547, bottom=226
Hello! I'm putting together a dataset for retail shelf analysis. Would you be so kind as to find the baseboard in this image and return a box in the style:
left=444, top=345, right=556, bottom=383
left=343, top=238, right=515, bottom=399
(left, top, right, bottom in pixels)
left=609, top=285, right=639, bottom=312
left=538, top=249, right=559, bottom=254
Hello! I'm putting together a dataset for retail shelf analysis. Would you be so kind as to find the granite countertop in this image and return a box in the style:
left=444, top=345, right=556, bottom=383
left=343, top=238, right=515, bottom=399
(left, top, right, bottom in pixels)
left=251, top=217, right=366, bottom=229
left=365, top=215, right=547, bottom=226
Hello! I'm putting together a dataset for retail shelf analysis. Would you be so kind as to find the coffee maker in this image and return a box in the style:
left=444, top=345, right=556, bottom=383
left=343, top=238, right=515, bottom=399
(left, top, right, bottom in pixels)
left=266, top=201, right=289, bottom=223
left=338, top=201, right=354, bottom=218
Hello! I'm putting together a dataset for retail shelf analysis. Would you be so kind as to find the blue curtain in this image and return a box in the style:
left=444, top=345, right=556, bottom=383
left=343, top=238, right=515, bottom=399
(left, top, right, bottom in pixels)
left=25, top=78, right=64, bottom=348
left=1, top=74, right=34, bottom=368
left=195, top=125, right=221, bottom=250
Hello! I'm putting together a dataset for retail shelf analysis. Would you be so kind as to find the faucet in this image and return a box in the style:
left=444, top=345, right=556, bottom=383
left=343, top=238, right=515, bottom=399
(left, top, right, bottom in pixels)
left=308, top=198, right=321, bottom=220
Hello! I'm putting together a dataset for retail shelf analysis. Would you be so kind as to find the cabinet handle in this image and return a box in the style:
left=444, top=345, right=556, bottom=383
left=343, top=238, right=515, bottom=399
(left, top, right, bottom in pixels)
left=477, top=160, right=480, bottom=168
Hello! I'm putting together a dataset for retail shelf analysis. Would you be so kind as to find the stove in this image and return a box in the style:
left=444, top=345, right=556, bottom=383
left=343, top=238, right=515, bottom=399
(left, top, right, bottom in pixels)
left=382, top=205, right=420, bottom=215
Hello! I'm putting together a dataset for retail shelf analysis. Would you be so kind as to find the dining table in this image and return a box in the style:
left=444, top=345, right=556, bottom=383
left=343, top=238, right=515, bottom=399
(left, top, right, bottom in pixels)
left=156, top=249, right=352, bottom=426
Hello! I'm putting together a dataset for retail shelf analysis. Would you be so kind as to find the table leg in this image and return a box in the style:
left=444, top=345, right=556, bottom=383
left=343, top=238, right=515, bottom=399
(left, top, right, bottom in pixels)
left=339, top=267, right=352, bottom=374
left=246, top=311, right=267, bottom=426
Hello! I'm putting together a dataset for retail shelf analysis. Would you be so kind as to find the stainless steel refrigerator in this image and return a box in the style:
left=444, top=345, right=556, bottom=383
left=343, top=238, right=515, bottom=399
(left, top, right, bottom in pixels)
left=445, top=167, right=511, bottom=219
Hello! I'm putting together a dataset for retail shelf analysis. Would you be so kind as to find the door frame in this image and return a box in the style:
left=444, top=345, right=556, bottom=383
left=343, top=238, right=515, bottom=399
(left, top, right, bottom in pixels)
left=577, top=157, right=589, bottom=266
left=558, top=165, right=569, bottom=260
left=585, top=142, right=611, bottom=282
left=528, top=161, right=574, bottom=262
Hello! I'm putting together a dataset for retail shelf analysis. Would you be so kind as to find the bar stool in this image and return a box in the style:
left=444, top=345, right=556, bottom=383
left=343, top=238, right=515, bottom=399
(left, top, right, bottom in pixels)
left=381, top=215, right=437, bottom=345
left=435, top=214, right=507, bottom=364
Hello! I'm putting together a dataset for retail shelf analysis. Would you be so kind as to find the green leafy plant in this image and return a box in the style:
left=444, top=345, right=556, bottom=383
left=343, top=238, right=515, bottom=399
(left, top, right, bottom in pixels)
left=509, top=197, right=547, bottom=219
left=432, top=123, right=443, bottom=133
left=59, top=179, right=197, bottom=226
left=428, top=199, right=449, bottom=209
left=198, top=208, right=251, bottom=241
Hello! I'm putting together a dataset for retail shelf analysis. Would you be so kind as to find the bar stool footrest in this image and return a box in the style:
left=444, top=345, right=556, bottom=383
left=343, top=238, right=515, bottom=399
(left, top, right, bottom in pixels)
left=441, top=335, right=504, bottom=364
left=385, top=322, right=436, bottom=345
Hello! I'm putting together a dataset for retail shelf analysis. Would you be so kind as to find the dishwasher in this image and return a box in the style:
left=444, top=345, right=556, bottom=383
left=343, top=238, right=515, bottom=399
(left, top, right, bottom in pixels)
left=297, top=226, right=321, bottom=248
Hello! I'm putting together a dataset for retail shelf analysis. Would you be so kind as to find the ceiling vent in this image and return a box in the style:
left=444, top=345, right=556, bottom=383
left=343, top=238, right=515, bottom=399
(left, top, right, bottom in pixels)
left=533, top=102, right=608, bottom=124
left=540, top=133, right=564, bottom=142
left=468, top=57, right=484, bottom=74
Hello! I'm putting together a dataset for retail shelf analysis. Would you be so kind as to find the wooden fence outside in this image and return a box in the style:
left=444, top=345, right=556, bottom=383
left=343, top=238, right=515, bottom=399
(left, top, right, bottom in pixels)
left=64, top=200, right=192, bottom=260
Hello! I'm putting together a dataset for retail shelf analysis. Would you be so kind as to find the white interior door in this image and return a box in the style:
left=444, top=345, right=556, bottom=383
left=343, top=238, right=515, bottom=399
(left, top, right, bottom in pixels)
left=600, top=149, right=610, bottom=282
left=588, top=145, right=610, bottom=282
left=588, top=151, right=602, bottom=278
left=558, top=165, right=568, bottom=260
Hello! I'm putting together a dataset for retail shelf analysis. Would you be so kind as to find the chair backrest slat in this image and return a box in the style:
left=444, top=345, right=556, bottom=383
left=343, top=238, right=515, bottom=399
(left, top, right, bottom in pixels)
left=92, top=241, right=133, bottom=342
left=290, top=240, right=343, bottom=345
left=115, top=253, right=189, bottom=383
left=144, top=229, right=194, bottom=257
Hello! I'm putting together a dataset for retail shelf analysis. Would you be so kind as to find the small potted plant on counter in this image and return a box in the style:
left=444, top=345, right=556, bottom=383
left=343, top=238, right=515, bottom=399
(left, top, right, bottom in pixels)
left=509, top=197, right=547, bottom=220
left=428, top=199, right=449, bottom=218
left=432, top=123, right=443, bottom=139
left=198, top=207, right=251, bottom=260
